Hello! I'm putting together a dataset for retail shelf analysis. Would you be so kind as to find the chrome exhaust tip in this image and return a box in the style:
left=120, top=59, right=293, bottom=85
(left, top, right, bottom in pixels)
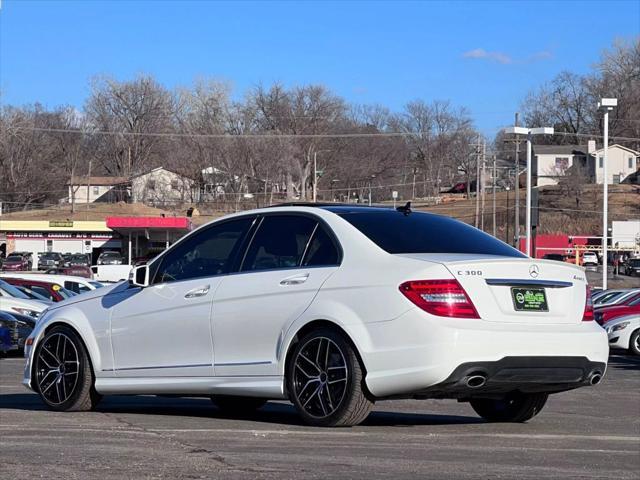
left=466, top=374, right=487, bottom=388
left=589, top=372, right=602, bottom=386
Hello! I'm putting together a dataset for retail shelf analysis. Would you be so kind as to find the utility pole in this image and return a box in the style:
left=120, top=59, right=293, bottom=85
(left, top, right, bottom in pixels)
left=474, top=135, right=481, bottom=228
left=514, top=112, right=520, bottom=247
left=481, top=138, right=486, bottom=231
left=492, top=154, right=497, bottom=237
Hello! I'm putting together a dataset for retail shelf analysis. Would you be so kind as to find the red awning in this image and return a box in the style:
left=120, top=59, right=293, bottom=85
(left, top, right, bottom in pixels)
left=106, top=216, right=192, bottom=230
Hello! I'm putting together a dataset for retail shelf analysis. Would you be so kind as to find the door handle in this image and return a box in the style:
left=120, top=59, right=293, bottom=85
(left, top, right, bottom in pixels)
left=184, top=285, right=210, bottom=298
left=280, top=273, right=309, bottom=286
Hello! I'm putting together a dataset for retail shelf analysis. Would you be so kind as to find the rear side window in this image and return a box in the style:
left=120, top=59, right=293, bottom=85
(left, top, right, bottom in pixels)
left=303, top=225, right=340, bottom=266
left=242, top=215, right=317, bottom=272
left=338, top=210, right=525, bottom=257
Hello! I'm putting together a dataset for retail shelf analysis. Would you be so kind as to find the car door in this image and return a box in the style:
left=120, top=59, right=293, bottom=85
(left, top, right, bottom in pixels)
left=109, top=216, right=255, bottom=377
left=212, top=214, right=342, bottom=377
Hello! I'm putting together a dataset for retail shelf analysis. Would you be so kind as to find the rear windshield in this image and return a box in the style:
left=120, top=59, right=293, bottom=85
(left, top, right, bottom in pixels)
left=336, top=209, right=525, bottom=257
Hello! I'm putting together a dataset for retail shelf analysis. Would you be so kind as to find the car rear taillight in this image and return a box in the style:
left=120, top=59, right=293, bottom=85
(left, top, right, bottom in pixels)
left=399, top=279, right=480, bottom=319
left=583, top=285, right=594, bottom=322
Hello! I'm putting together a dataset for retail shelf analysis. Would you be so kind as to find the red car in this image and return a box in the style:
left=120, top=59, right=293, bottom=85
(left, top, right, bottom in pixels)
left=1, top=277, right=75, bottom=302
left=2, top=254, right=32, bottom=271
left=594, top=292, right=640, bottom=325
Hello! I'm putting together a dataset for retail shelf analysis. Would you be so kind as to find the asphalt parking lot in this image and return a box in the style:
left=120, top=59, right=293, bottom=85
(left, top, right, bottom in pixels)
left=1, top=354, right=638, bottom=479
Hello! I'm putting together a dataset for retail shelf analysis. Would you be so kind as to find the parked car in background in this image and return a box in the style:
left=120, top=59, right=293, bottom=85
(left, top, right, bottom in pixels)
left=621, top=258, right=640, bottom=277
left=0, top=310, right=36, bottom=352
left=0, top=279, right=48, bottom=319
left=2, top=253, right=32, bottom=271
left=582, top=252, right=599, bottom=267
left=97, top=251, right=124, bottom=265
left=605, top=314, right=640, bottom=356
left=90, top=264, right=132, bottom=283
left=37, top=252, right=64, bottom=270
left=64, top=254, right=91, bottom=268
left=542, top=253, right=565, bottom=262
left=593, top=289, right=631, bottom=306
left=2, top=277, right=76, bottom=302
left=45, top=265, right=93, bottom=279
left=0, top=273, right=102, bottom=295
left=12, top=285, right=55, bottom=304
left=595, top=294, right=640, bottom=325
left=0, top=320, right=11, bottom=354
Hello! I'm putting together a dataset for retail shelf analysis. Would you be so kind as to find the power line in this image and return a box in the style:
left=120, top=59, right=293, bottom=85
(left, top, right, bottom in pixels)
left=8, top=125, right=640, bottom=142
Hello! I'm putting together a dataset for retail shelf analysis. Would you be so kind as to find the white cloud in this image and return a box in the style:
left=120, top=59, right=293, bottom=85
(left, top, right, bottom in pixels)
left=463, top=48, right=553, bottom=65
left=463, top=48, right=512, bottom=64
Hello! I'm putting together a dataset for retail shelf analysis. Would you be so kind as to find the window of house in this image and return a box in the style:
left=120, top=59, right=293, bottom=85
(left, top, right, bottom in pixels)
left=148, top=180, right=156, bottom=191
left=630, top=157, right=635, bottom=169
left=93, top=186, right=99, bottom=195
left=613, top=174, right=620, bottom=184
left=555, top=157, right=569, bottom=170
left=599, top=156, right=603, bottom=168
left=171, top=180, right=180, bottom=190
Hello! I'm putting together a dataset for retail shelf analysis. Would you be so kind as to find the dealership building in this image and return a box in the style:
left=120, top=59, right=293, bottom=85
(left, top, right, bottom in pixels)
left=0, top=216, right=193, bottom=269
left=0, top=220, right=121, bottom=265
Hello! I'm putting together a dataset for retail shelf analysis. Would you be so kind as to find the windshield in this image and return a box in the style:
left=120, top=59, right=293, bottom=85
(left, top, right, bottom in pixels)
left=0, top=280, right=31, bottom=299
left=334, top=208, right=525, bottom=257
left=41, top=253, right=60, bottom=259
left=629, top=259, right=640, bottom=267
left=101, top=252, right=121, bottom=258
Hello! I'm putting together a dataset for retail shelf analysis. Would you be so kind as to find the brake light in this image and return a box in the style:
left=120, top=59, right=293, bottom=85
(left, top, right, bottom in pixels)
left=399, top=279, right=480, bottom=319
left=583, top=285, right=594, bottom=322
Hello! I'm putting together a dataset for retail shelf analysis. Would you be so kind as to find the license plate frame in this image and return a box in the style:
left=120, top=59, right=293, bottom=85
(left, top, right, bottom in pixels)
left=511, top=287, right=549, bottom=312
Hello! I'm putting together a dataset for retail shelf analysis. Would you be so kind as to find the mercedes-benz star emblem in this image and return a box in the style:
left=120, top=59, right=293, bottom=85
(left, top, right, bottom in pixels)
left=529, top=265, right=540, bottom=278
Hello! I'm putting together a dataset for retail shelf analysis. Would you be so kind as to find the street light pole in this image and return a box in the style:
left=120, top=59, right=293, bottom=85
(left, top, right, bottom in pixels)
left=502, top=126, right=554, bottom=257
left=525, top=134, right=533, bottom=256
left=313, top=151, right=317, bottom=202
left=514, top=112, right=520, bottom=247
left=598, top=98, right=617, bottom=290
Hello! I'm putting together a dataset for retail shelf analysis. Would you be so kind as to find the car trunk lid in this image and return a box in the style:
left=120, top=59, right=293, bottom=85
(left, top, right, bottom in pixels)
left=397, top=253, right=587, bottom=324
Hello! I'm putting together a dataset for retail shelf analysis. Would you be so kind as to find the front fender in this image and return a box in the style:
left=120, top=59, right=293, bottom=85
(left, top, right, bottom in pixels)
left=23, top=299, right=113, bottom=391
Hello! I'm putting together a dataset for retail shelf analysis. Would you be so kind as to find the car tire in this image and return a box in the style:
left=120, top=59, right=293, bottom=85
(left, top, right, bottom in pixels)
left=629, top=330, right=640, bottom=356
left=33, top=325, right=101, bottom=411
left=469, top=392, right=548, bottom=423
left=210, top=395, right=267, bottom=414
left=287, top=328, right=374, bottom=427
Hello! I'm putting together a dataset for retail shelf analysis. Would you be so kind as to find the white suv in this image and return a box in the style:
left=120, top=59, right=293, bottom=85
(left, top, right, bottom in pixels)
left=582, top=252, right=599, bottom=266
left=23, top=205, right=608, bottom=426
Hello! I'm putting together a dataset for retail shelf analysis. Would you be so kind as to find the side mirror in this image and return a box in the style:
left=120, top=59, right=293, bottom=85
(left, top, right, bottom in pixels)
left=129, top=265, right=150, bottom=288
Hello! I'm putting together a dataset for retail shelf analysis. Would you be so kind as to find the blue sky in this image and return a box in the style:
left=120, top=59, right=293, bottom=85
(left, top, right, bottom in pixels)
left=0, top=0, right=638, bottom=135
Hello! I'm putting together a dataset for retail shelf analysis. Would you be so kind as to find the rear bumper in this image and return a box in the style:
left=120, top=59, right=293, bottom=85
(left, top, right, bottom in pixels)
left=356, top=308, right=609, bottom=398
left=408, top=356, right=606, bottom=399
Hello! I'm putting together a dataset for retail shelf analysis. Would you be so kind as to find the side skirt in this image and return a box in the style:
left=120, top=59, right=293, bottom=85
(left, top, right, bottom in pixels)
left=95, top=376, right=286, bottom=399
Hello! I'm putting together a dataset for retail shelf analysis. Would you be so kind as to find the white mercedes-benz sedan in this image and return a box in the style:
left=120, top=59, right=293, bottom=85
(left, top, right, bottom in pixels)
left=23, top=204, right=608, bottom=426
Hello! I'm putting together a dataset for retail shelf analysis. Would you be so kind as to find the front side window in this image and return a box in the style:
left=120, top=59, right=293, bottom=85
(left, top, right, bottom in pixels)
left=154, top=217, right=254, bottom=283
left=241, top=215, right=317, bottom=272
